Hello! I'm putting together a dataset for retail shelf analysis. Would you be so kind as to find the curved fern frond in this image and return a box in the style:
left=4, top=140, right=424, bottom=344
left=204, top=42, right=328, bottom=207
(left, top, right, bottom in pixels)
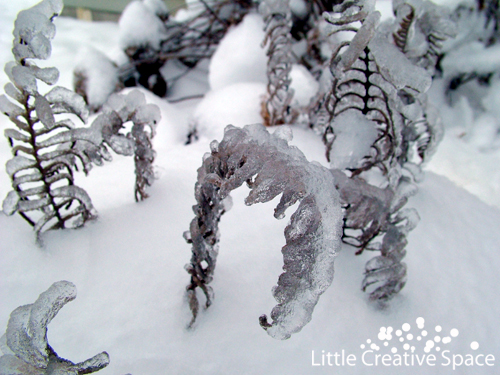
left=0, top=281, right=109, bottom=374
left=185, top=124, right=343, bottom=339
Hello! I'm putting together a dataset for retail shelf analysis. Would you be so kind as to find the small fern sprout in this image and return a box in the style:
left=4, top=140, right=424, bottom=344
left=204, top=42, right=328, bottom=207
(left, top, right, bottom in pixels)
left=0, top=281, right=109, bottom=374
left=260, top=0, right=296, bottom=126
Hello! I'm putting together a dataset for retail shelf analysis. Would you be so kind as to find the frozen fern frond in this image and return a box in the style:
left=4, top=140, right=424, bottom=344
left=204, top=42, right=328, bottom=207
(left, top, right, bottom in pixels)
left=102, top=90, right=161, bottom=201
left=331, top=169, right=419, bottom=300
left=391, top=0, right=457, bottom=75
left=260, top=0, right=295, bottom=126
left=71, top=90, right=161, bottom=202
left=0, top=281, right=109, bottom=375
left=0, top=0, right=103, bottom=240
left=185, top=124, right=343, bottom=340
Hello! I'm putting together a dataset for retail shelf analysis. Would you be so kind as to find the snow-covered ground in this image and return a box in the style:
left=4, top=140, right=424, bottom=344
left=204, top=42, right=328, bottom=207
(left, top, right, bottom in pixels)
left=0, top=1, right=499, bottom=374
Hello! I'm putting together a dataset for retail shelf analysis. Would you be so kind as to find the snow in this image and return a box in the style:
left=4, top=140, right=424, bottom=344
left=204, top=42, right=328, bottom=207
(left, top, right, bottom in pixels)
left=289, top=64, right=318, bottom=106
left=118, top=1, right=167, bottom=50
left=208, top=13, right=267, bottom=91
left=328, top=110, right=379, bottom=170
left=0, top=0, right=500, bottom=374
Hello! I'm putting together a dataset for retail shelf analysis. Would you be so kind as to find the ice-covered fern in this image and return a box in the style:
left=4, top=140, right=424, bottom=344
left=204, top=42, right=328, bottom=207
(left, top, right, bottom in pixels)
left=260, top=0, right=295, bottom=126
left=0, top=281, right=109, bottom=375
left=184, top=124, right=343, bottom=340
left=306, top=0, right=441, bottom=302
left=331, top=169, right=419, bottom=300
left=99, top=91, right=161, bottom=201
left=0, top=0, right=99, bottom=240
left=391, top=0, right=457, bottom=75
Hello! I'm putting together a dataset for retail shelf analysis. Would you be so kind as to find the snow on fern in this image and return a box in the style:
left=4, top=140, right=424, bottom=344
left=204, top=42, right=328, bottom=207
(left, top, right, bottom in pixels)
left=260, top=0, right=295, bottom=126
left=119, top=0, right=255, bottom=97
left=0, top=281, right=109, bottom=375
left=184, top=124, right=343, bottom=340
left=0, top=0, right=99, bottom=241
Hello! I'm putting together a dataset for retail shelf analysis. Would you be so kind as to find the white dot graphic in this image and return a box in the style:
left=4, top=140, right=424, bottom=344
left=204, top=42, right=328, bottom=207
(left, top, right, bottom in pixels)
left=471, top=342, right=479, bottom=350
left=400, top=337, right=404, bottom=342
left=402, top=323, right=411, bottom=332
left=403, top=343, right=410, bottom=350
left=416, top=317, right=425, bottom=329
left=384, top=342, right=389, bottom=346
left=367, top=339, right=371, bottom=344
left=392, top=347, right=397, bottom=354
left=434, top=336, right=441, bottom=343
left=436, top=347, right=441, bottom=352
left=361, top=344, right=365, bottom=349
left=407, top=334, right=413, bottom=340
left=435, top=325, right=442, bottom=333
left=422, top=330, right=428, bottom=337
left=396, top=330, right=402, bottom=337
left=417, top=336, right=422, bottom=341
left=450, top=329, right=459, bottom=338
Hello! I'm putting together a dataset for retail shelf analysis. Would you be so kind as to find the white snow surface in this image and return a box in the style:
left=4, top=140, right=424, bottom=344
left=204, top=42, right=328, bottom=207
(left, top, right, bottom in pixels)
left=208, top=13, right=267, bottom=91
left=0, top=1, right=500, bottom=375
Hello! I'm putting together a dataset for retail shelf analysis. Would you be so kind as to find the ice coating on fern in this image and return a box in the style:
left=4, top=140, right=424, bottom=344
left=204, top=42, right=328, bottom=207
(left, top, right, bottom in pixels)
left=185, top=124, right=342, bottom=339
left=330, top=169, right=419, bottom=300
left=260, top=0, right=296, bottom=126
left=0, top=281, right=109, bottom=374
left=1, top=0, right=99, bottom=241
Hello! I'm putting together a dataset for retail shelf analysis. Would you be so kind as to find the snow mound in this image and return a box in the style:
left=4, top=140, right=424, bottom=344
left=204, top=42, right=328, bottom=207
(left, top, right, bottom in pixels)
left=208, top=13, right=267, bottom=91
left=191, top=82, right=266, bottom=140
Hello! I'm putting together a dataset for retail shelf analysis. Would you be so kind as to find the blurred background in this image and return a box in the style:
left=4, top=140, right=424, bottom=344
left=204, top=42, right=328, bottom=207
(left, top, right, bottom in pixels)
left=62, top=0, right=186, bottom=21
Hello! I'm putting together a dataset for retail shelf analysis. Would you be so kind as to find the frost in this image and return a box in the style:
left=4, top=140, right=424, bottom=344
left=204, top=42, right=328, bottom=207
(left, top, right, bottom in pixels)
left=186, top=124, right=342, bottom=339
left=0, top=281, right=109, bottom=374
